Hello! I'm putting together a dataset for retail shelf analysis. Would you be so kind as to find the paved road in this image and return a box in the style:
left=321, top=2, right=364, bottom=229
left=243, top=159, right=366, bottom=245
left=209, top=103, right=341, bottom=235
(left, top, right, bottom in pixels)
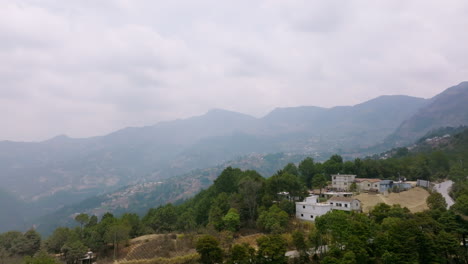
left=434, top=180, right=455, bottom=208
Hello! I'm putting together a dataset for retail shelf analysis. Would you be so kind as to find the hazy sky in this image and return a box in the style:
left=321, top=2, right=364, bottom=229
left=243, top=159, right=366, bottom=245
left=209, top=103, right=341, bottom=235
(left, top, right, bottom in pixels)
left=1, top=0, right=467, bottom=141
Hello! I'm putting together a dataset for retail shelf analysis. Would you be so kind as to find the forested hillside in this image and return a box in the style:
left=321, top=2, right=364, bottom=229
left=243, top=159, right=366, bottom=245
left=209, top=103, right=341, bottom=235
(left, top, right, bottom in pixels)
left=388, top=81, right=468, bottom=146
left=32, top=153, right=309, bottom=235
left=1, top=128, right=467, bottom=263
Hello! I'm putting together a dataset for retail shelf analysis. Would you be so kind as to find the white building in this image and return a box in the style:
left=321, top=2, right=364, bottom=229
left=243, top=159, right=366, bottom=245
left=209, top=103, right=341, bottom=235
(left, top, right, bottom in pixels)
left=296, top=195, right=331, bottom=221
left=331, top=174, right=356, bottom=191
left=329, top=196, right=361, bottom=211
left=296, top=195, right=361, bottom=222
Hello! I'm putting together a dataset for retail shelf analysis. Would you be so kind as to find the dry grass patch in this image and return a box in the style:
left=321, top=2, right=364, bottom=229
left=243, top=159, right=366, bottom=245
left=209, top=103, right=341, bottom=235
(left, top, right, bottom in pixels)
left=355, top=187, right=429, bottom=213
left=118, top=234, right=196, bottom=263
left=116, top=253, right=198, bottom=264
left=233, top=233, right=264, bottom=249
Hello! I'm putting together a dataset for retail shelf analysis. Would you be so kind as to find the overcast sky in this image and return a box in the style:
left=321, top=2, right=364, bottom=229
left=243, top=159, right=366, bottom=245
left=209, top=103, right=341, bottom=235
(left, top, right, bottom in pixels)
left=1, top=0, right=467, bottom=141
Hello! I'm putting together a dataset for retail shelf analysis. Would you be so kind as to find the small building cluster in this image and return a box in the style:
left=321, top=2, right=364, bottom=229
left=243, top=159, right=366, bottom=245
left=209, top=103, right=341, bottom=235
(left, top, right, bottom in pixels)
left=331, top=174, right=413, bottom=193
left=296, top=174, right=415, bottom=222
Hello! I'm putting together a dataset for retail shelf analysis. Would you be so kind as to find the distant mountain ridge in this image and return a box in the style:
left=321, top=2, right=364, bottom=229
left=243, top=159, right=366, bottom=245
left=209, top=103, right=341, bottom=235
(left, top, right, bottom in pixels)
left=2, top=81, right=468, bottom=233
left=387, top=81, right=468, bottom=146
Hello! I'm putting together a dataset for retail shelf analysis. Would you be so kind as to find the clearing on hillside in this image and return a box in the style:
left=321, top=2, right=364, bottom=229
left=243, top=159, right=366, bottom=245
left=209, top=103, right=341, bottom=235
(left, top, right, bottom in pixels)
left=355, top=187, right=429, bottom=213
left=114, top=234, right=198, bottom=264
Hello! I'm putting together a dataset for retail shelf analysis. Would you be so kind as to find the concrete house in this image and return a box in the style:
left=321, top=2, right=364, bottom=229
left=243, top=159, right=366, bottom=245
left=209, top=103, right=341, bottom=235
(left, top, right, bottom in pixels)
left=379, top=180, right=393, bottom=192
left=296, top=195, right=361, bottom=222
left=331, top=174, right=356, bottom=191
left=296, top=195, right=332, bottom=221
left=329, top=196, right=361, bottom=211
left=355, top=178, right=381, bottom=192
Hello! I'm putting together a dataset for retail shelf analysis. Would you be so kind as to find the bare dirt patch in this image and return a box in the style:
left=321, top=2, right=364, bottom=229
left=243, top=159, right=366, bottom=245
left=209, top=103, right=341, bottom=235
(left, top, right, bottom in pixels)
left=233, top=233, right=264, bottom=249
left=355, top=187, right=429, bottom=213
left=116, top=234, right=196, bottom=264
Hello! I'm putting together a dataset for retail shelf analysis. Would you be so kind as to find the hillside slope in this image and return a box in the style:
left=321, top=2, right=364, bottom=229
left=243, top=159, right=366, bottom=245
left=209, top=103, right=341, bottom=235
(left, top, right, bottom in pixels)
left=389, top=81, right=468, bottom=146
left=33, top=153, right=308, bottom=235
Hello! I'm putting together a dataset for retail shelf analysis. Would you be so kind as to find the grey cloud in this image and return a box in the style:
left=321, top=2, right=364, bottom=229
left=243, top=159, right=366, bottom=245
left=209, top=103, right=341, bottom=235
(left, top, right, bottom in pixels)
left=1, top=0, right=467, bottom=141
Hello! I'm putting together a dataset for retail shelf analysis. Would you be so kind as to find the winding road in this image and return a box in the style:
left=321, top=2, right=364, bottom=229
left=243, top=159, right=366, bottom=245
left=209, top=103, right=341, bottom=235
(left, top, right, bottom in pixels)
left=434, top=180, right=455, bottom=208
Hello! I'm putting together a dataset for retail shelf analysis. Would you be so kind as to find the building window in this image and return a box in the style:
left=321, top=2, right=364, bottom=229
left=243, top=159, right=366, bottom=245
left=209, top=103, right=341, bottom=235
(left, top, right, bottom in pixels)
left=368, top=184, right=370, bottom=187
left=310, top=215, right=314, bottom=219
left=301, top=214, right=304, bottom=217
left=344, top=182, right=347, bottom=185
left=345, top=204, right=348, bottom=208
left=333, top=181, right=336, bottom=185
left=333, top=176, right=336, bottom=180
left=303, top=206, right=305, bottom=209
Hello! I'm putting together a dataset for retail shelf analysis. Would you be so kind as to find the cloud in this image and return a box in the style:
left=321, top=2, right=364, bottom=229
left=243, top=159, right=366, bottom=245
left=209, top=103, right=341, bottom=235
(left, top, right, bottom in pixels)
left=0, top=0, right=467, bottom=141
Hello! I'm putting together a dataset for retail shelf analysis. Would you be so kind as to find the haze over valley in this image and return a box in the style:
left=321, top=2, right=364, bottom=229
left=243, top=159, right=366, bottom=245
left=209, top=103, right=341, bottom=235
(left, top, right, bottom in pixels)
left=1, top=1, right=468, bottom=263
left=1, top=81, right=468, bottom=233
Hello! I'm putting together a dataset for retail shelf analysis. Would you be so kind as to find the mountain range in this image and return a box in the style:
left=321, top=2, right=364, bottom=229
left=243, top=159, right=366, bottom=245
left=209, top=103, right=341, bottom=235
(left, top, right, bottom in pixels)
left=1, top=81, right=468, bottom=233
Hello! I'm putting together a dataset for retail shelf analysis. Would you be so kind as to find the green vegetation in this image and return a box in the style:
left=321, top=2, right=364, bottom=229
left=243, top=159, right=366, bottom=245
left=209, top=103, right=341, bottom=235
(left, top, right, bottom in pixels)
left=1, top=128, right=468, bottom=263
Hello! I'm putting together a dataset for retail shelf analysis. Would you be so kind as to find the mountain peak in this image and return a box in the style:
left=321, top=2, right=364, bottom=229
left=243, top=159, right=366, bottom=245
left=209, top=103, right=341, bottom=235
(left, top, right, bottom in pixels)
left=44, top=134, right=71, bottom=142
left=203, top=108, right=256, bottom=120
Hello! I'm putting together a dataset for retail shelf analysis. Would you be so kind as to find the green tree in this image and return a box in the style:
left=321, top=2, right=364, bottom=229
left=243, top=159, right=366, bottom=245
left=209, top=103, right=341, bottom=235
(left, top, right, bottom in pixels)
left=61, top=240, right=87, bottom=264
left=144, top=204, right=178, bottom=232
left=341, top=251, right=357, bottom=264
left=321, top=256, right=340, bottom=264
left=85, top=215, right=98, bottom=228
left=257, top=205, right=289, bottom=234
left=74, top=213, right=89, bottom=232
left=427, top=192, right=447, bottom=211
left=323, top=155, right=343, bottom=175
left=213, top=167, right=243, bottom=194
left=298, top=157, right=315, bottom=188
left=311, top=174, right=327, bottom=194
left=195, top=235, right=223, bottom=264
left=222, top=208, right=240, bottom=233
left=121, top=213, right=144, bottom=238
left=227, top=243, right=255, bottom=264
left=375, top=218, right=420, bottom=264
left=0, top=231, right=22, bottom=253
left=266, top=172, right=307, bottom=201
left=283, top=163, right=299, bottom=176
left=370, top=203, right=411, bottom=224
left=11, top=229, right=41, bottom=256
left=452, top=194, right=468, bottom=215
left=292, top=231, right=309, bottom=263
left=315, top=211, right=350, bottom=246
left=238, top=175, right=263, bottom=227
left=209, top=204, right=226, bottom=231
left=176, top=208, right=197, bottom=231
left=104, top=224, right=130, bottom=254
left=342, top=161, right=356, bottom=174
left=256, top=235, right=287, bottom=264
left=45, top=227, right=71, bottom=254
left=23, top=250, right=60, bottom=264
